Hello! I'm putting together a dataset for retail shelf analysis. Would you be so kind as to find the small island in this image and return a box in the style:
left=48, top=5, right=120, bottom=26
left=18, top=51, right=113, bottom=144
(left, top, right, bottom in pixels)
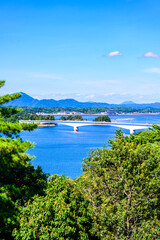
left=7, top=111, right=55, bottom=122
left=20, top=114, right=55, bottom=121
left=38, top=122, right=57, bottom=127
left=93, top=115, right=111, bottom=122
left=59, top=115, right=86, bottom=121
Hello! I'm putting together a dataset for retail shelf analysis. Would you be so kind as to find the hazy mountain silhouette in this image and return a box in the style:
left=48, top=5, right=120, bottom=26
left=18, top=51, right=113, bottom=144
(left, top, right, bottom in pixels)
left=4, top=92, right=160, bottom=109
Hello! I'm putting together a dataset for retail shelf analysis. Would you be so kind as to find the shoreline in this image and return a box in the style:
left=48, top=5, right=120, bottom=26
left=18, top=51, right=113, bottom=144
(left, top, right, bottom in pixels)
left=53, top=112, right=160, bottom=116
left=38, top=123, right=57, bottom=127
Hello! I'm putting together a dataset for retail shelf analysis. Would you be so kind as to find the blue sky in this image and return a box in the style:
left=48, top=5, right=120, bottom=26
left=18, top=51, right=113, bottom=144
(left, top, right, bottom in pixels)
left=0, top=0, right=160, bottom=103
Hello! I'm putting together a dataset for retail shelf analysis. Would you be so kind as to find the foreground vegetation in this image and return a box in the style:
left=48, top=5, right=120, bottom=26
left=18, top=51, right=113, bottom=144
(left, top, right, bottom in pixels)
left=1, top=81, right=160, bottom=239
left=0, top=81, right=48, bottom=240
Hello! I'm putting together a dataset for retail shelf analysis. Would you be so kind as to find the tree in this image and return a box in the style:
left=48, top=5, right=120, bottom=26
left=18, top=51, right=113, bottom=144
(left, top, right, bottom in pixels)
left=59, top=115, right=84, bottom=121
left=0, top=81, right=47, bottom=239
left=81, top=127, right=160, bottom=239
left=13, top=175, right=95, bottom=240
left=93, top=115, right=111, bottom=122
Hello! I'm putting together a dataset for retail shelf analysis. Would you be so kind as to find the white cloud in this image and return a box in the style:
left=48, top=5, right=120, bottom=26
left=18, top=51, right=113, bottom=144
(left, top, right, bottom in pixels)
left=135, top=96, right=144, bottom=99
left=105, top=51, right=122, bottom=57
left=30, top=92, right=160, bottom=104
left=104, top=92, right=115, bottom=96
left=143, top=67, right=160, bottom=74
left=142, top=52, right=159, bottom=59
left=85, top=94, right=95, bottom=100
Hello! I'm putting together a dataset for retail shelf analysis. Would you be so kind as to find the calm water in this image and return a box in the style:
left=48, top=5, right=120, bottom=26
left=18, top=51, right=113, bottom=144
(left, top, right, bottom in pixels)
left=21, top=114, right=160, bottom=179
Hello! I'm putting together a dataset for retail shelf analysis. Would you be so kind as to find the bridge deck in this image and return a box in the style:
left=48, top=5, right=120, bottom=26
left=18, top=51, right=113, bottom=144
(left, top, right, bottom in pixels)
left=19, top=120, right=154, bottom=134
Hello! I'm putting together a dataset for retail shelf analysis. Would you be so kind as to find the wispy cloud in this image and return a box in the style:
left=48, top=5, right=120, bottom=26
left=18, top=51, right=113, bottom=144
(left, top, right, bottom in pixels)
left=104, top=92, right=115, bottom=96
left=105, top=51, right=123, bottom=57
left=30, top=92, right=160, bottom=104
left=85, top=94, right=95, bottom=100
left=142, top=52, right=159, bottom=59
left=135, top=95, right=144, bottom=99
left=143, top=67, right=160, bottom=74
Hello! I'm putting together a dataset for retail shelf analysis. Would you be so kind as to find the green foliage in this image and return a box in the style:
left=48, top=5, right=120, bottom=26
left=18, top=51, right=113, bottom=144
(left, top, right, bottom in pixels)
left=81, top=127, right=160, bottom=239
left=13, top=175, right=95, bottom=240
left=0, top=81, right=47, bottom=239
left=14, top=125, right=160, bottom=239
left=60, top=115, right=85, bottom=121
left=93, top=115, right=111, bottom=122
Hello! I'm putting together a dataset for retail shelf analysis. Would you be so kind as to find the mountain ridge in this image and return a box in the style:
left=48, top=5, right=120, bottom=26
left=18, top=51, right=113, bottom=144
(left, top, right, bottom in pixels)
left=4, top=92, right=160, bottom=109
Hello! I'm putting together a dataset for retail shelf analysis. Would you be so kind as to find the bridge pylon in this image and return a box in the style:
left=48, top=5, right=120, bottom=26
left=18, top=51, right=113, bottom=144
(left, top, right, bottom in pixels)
left=74, top=126, right=79, bottom=132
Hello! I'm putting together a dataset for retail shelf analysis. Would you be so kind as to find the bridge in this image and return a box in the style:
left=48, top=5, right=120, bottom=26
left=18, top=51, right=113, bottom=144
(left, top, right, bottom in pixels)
left=59, top=121, right=152, bottom=134
left=19, top=120, right=152, bottom=135
left=59, top=122, right=93, bottom=132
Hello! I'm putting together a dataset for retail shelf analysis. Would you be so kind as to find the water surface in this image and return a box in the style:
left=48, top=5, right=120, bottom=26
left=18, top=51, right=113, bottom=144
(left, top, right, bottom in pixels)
left=21, top=114, right=160, bottom=178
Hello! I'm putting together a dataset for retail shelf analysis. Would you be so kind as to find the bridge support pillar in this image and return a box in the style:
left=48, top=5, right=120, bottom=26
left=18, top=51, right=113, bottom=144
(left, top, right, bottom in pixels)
left=130, top=129, right=135, bottom=135
left=74, top=126, right=79, bottom=132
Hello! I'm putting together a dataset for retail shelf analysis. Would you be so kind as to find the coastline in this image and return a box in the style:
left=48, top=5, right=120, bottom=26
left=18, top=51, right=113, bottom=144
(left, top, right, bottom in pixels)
left=38, top=123, right=57, bottom=127
left=53, top=112, right=160, bottom=116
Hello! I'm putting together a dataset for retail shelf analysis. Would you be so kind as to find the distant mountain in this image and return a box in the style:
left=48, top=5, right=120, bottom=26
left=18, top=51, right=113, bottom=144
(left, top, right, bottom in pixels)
left=121, top=101, right=136, bottom=105
left=6, top=92, right=39, bottom=107
left=5, top=92, right=111, bottom=108
left=4, top=92, right=160, bottom=109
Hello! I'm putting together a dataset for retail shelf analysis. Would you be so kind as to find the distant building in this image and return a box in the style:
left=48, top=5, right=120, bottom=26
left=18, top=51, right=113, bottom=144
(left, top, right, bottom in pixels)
left=107, top=110, right=117, bottom=115
left=101, top=110, right=117, bottom=115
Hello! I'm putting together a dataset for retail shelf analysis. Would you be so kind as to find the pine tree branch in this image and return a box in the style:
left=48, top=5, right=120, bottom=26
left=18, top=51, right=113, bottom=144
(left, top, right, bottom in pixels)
left=0, top=80, right=5, bottom=88
left=0, top=93, right=22, bottom=105
left=0, top=107, right=22, bottom=118
left=0, top=121, right=38, bottom=137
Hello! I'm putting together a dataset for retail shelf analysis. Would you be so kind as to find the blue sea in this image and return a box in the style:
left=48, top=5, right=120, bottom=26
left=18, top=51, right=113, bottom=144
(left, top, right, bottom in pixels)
left=21, top=114, right=160, bottom=179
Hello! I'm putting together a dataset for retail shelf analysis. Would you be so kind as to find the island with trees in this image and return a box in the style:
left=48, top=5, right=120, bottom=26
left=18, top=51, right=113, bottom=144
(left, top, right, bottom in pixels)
left=5, top=108, right=57, bottom=127
left=59, top=115, right=86, bottom=121
left=1, top=80, right=160, bottom=239
left=6, top=110, right=55, bottom=122
left=93, top=115, right=111, bottom=122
